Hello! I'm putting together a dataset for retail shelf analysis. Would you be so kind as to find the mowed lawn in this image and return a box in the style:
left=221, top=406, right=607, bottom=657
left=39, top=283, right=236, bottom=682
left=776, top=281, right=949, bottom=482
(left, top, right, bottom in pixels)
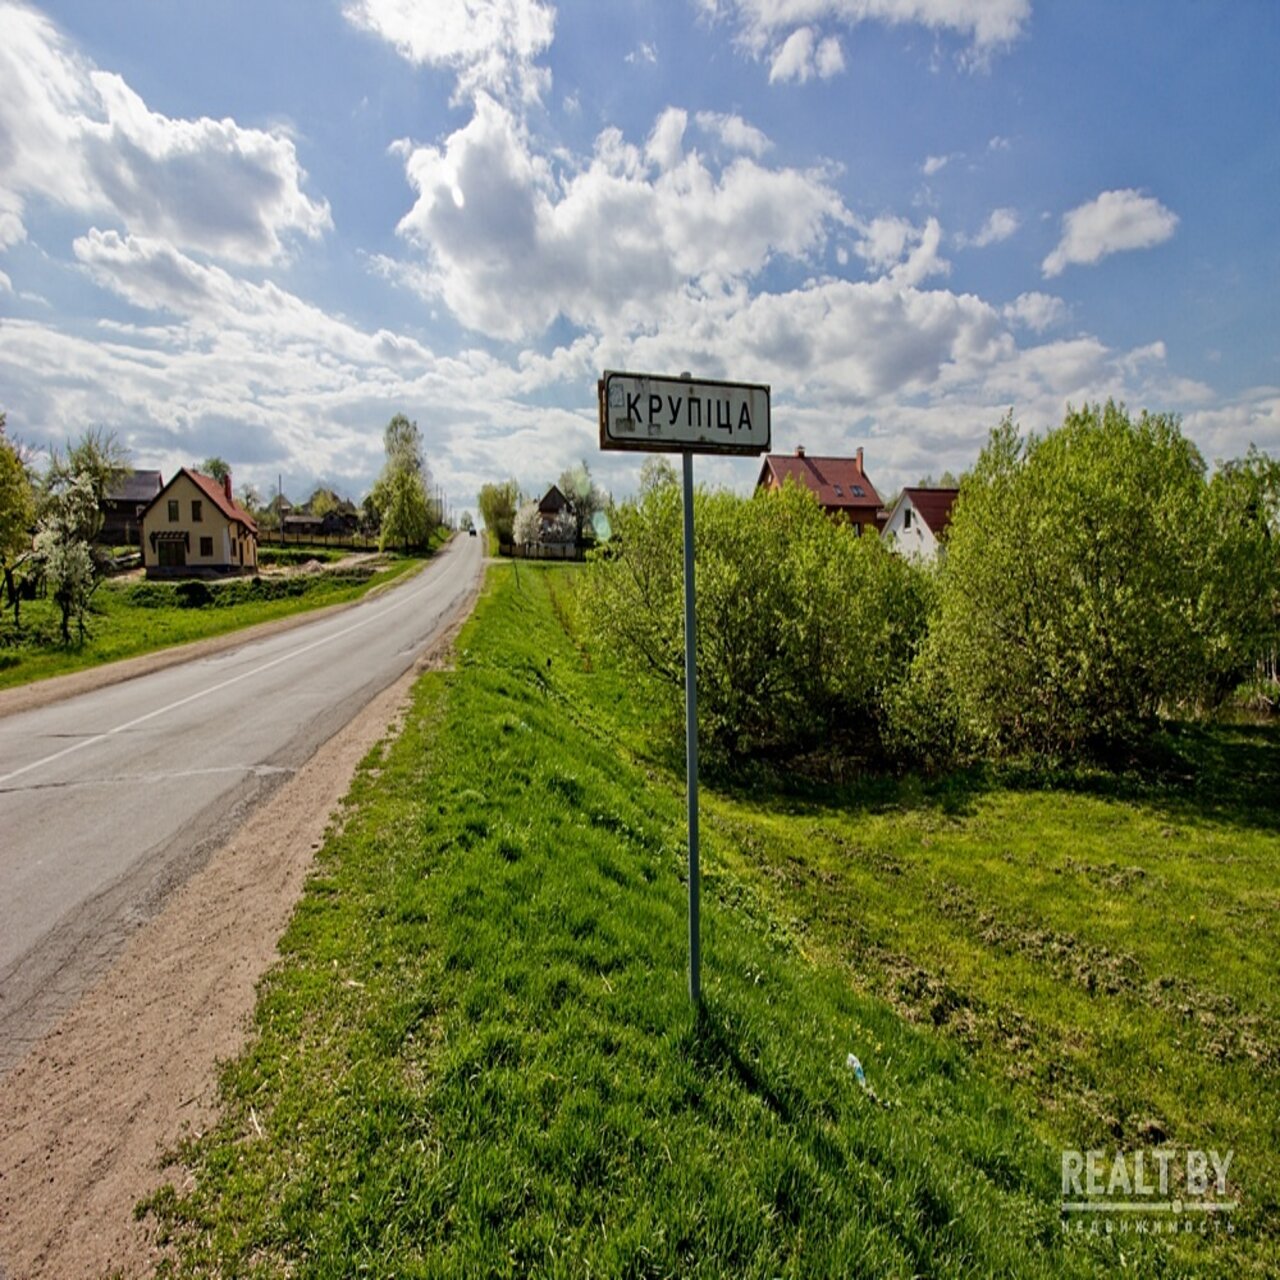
left=148, top=562, right=1279, bottom=1277
left=0, top=553, right=426, bottom=691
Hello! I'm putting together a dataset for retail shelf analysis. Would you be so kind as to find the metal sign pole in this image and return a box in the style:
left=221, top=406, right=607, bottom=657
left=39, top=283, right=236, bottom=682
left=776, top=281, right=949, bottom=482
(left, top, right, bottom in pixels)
left=681, top=448, right=701, bottom=1006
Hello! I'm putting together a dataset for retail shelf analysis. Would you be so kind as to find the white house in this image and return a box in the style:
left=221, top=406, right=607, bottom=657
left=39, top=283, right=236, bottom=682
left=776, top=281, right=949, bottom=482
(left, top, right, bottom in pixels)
left=881, top=487, right=959, bottom=561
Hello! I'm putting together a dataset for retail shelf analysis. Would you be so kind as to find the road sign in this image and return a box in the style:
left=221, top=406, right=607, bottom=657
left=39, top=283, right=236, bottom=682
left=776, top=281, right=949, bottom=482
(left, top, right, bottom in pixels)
left=596, top=369, right=770, bottom=1007
left=599, top=370, right=770, bottom=456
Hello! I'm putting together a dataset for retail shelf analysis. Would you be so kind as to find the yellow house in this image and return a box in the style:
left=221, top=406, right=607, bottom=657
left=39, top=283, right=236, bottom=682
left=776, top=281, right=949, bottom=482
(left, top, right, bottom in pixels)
left=140, top=468, right=259, bottom=578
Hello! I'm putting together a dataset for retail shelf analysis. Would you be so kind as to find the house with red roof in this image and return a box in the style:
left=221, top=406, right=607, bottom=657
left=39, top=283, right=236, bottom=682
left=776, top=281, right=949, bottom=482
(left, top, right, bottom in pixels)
left=140, top=468, right=259, bottom=578
left=755, top=446, right=885, bottom=535
left=881, top=486, right=960, bottom=561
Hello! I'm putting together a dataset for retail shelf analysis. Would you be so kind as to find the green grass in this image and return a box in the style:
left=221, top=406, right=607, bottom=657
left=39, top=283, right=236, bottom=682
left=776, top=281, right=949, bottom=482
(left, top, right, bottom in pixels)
left=145, top=563, right=1277, bottom=1276
left=0, top=555, right=424, bottom=691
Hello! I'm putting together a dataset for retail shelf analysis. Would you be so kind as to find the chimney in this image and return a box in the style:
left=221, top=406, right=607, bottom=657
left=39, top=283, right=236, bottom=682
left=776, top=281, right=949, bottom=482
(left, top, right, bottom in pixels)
left=223, top=471, right=233, bottom=502
left=795, top=444, right=806, bottom=457
left=856, top=446, right=864, bottom=472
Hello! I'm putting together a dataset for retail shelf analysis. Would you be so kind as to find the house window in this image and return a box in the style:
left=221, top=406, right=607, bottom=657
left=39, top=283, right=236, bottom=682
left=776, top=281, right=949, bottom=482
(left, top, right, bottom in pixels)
left=834, top=485, right=843, bottom=496
left=192, top=500, right=203, bottom=522
left=851, top=485, right=865, bottom=497
left=853, top=521, right=862, bottom=536
left=199, top=536, right=214, bottom=557
left=904, top=508, right=913, bottom=530
left=168, top=499, right=179, bottom=522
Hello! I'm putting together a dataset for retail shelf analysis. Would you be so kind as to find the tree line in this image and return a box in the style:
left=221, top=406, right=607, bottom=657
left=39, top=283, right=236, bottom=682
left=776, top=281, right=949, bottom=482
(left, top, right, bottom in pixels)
left=580, top=403, right=1280, bottom=771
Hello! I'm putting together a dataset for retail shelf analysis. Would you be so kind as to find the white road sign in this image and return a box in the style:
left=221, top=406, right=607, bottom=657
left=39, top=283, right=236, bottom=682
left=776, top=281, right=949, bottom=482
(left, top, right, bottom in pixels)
left=599, top=370, right=771, bottom=456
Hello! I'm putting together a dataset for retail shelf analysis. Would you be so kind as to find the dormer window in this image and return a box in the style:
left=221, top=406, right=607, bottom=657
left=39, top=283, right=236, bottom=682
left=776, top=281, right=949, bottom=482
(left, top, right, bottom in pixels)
left=834, top=485, right=843, bottom=497
left=852, top=485, right=864, bottom=497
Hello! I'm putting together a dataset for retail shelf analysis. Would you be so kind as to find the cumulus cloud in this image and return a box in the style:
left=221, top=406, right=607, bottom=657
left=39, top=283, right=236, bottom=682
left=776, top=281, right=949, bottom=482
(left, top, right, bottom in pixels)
left=1042, top=188, right=1178, bottom=277
left=695, top=111, right=773, bottom=157
left=854, top=215, right=949, bottom=286
left=342, top=0, right=555, bottom=104
left=625, top=41, right=658, bottom=65
left=921, top=154, right=950, bottom=176
left=1003, top=291, right=1067, bottom=333
left=767, top=27, right=844, bottom=82
left=0, top=3, right=330, bottom=263
left=965, top=206, right=1019, bottom=247
left=390, top=95, right=849, bottom=340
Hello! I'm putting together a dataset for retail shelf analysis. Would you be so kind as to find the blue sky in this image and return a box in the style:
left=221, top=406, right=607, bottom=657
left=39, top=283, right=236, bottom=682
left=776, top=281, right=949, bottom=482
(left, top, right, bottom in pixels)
left=1, top=1, right=1276, bottom=517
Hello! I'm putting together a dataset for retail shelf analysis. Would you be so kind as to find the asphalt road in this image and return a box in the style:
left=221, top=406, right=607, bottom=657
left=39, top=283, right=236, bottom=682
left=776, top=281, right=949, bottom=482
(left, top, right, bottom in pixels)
left=0, top=535, right=482, bottom=1073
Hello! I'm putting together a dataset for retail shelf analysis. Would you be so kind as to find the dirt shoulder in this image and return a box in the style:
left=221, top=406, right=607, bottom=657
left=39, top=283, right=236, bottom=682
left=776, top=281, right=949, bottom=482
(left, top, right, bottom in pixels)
left=0, top=580, right=475, bottom=1280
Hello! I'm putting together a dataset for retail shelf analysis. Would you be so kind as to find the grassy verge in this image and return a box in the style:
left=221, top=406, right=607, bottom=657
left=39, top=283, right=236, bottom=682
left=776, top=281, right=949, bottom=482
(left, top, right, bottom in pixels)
left=147, top=563, right=1276, bottom=1276
left=0, top=554, right=426, bottom=691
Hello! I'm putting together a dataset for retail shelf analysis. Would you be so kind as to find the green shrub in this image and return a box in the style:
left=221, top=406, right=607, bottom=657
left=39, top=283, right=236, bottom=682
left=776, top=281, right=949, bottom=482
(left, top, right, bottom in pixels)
left=581, top=480, right=930, bottom=764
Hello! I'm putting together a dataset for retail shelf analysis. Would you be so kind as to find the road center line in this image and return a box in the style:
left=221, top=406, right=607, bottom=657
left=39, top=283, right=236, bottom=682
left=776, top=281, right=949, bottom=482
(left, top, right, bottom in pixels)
left=0, top=562, right=461, bottom=788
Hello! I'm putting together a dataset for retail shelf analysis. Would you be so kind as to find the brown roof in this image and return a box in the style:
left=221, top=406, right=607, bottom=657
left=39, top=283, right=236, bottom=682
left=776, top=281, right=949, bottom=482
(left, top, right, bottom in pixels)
left=900, top=487, right=959, bottom=538
left=538, top=484, right=569, bottom=514
left=144, top=468, right=258, bottom=535
left=756, top=452, right=882, bottom=512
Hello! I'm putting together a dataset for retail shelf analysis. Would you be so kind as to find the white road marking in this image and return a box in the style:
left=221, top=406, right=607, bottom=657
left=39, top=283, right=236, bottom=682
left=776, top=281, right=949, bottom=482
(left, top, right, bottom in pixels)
left=0, top=563, right=459, bottom=788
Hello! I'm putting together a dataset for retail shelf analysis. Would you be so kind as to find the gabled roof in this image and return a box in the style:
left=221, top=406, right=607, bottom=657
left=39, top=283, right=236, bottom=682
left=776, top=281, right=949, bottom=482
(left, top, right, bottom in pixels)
left=538, top=484, right=569, bottom=514
left=898, top=486, right=959, bottom=538
left=106, top=469, right=163, bottom=504
left=142, top=467, right=258, bottom=535
left=756, top=452, right=882, bottom=511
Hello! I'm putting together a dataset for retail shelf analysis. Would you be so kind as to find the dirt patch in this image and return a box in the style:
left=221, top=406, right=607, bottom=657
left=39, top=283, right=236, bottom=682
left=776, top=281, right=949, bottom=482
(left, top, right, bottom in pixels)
left=0, top=584, right=476, bottom=1280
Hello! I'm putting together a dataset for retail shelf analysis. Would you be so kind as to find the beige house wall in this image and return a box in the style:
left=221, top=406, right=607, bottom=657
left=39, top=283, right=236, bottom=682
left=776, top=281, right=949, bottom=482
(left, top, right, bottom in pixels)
left=141, top=473, right=258, bottom=574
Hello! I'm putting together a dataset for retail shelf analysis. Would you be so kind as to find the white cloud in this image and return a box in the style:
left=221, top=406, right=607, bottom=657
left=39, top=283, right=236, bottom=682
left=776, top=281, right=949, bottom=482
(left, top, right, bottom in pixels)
left=967, top=206, right=1019, bottom=247
left=767, top=27, right=845, bottom=82
left=391, top=95, right=849, bottom=340
left=854, top=215, right=949, bottom=286
left=342, top=0, right=555, bottom=104
left=718, top=0, right=1030, bottom=73
left=695, top=111, right=773, bottom=157
left=0, top=268, right=11, bottom=294
left=1043, top=189, right=1179, bottom=278
left=646, top=108, right=687, bottom=171
left=625, top=41, right=658, bottom=65
left=921, top=154, right=950, bottom=176
left=1003, top=291, right=1067, bottom=333
left=769, top=26, right=816, bottom=82
left=815, top=35, right=845, bottom=77
left=0, top=4, right=330, bottom=264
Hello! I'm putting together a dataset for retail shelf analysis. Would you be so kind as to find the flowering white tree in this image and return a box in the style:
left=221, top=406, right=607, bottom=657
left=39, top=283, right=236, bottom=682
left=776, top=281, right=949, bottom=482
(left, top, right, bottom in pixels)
left=512, top=500, right=541, bottom=548
left=34, top=473, right=98, bottom=644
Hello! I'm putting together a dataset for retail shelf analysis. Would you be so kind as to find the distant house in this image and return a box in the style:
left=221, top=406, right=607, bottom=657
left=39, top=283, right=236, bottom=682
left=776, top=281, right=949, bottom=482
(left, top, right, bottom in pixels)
left=98, top=469, right=163, bottom=546
left=282, top=510, right=358, bottom=538
left=755, top=446, right=885, bottom=534
left=140, top=468, right=258, bottom=578
left=881, top=487, right=960, bottom=561
left=537, top=484, right=575, bottom=543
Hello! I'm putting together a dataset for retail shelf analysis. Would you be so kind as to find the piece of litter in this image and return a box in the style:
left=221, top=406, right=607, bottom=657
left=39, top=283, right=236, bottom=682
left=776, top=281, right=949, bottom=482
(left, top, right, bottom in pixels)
left=846, top=1052, right=868, bottom=1089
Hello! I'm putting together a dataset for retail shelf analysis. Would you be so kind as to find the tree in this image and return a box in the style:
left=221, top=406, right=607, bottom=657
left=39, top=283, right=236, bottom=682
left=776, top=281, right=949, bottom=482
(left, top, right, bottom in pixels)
left=558, top=460, right=609, bottom=545
left=46, top=428, right=130, bottom=535
left=929, top=403, right=1211, bottom=757
left=0, top=417, right=37, bottom=626
left=477, top=479, right=520, bottom=547
left=199, top=456, right=231, bottom=483
left=371, top=415, right=431, bottom=552
left=639, top=455, right=677, bottom=495
left=373, top=466, right=430, bottom=553
left=237, top=482, right=262, bottom=516
left=512, top=500, right=542, bottom=548
left=308, top=488, right=340, bottom=518
left=34, top=473, right=98, bottom=644
left=459, top=511, right=475, bottom=532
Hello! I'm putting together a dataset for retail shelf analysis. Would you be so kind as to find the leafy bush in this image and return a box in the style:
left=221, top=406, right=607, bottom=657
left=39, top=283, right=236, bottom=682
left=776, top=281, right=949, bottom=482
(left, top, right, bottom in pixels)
left=581, top=480, right=930, bottom=764
left=923, top=403, right=1279, bottom=759
left=124, top=567, right=376, bottom=610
